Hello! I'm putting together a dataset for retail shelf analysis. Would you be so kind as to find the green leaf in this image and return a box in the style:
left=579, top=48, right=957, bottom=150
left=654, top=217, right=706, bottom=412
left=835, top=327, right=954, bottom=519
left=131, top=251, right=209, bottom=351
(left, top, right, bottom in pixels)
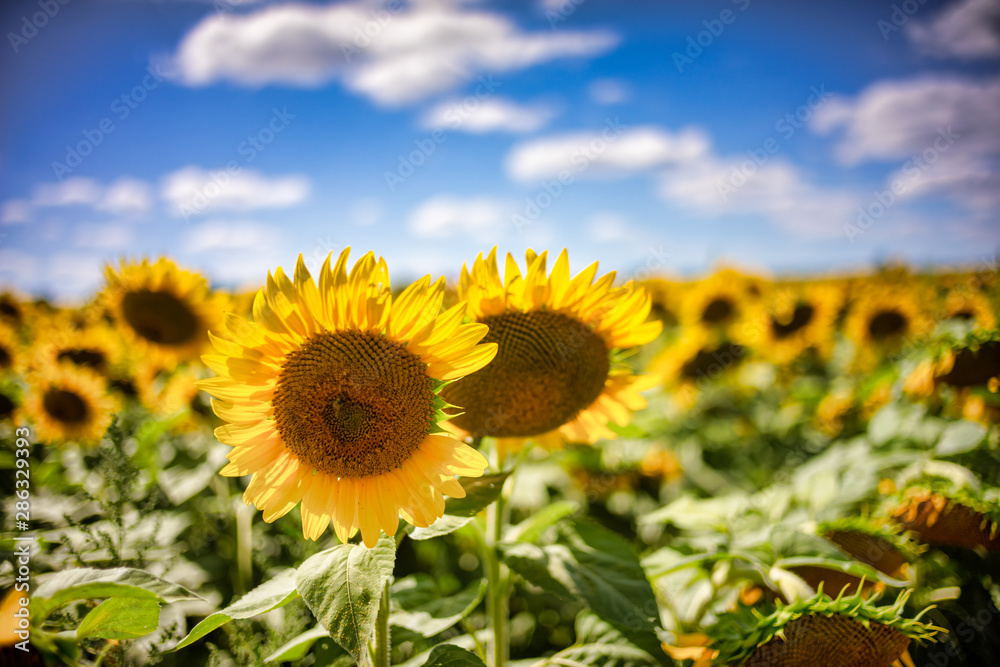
left=420, top=644, right=487, bottom=667
left=501, top=518, right=666, bottom=664
left=295, top=544, right=384, bottom=663
left=264, top=626, right=343, bottom=663
left=444, top=472, right=511, bottom=517
left=76, top=597, right=160, bottom=641
left=32, top=568, right=199, bottom=621
left=370, top=533, right=398, bottom=588
left=171, top=569, right=299, bottom=651
left=498, top=542, right=574, bottom=599
left=935, top=421, right=987, bottom=456
left=391, top=575, right=486, bottom=637
left=533, top=611, right=659, bottom=667
left=410, top=515, right=473, bottom=540
left=507, top=500, right=578, bottom=543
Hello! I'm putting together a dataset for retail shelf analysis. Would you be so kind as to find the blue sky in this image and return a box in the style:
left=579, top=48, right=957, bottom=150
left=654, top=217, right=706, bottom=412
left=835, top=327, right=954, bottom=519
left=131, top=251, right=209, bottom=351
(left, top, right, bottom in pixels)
left=2, top=0, right=998, bottom=300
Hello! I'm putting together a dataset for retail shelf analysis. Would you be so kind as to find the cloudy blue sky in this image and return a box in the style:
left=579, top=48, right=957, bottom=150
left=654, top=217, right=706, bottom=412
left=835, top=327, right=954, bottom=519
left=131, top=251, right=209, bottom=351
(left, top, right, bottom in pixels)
left=1, top=0, right=998, bottom=300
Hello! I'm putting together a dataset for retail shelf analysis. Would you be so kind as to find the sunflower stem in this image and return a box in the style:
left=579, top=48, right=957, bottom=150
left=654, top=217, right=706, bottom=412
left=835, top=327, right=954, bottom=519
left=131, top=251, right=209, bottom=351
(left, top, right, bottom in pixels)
left=374, top=578, right=391, bottom=667
left=235, top=497, right=253, bottom=596
left=486, top=445, right=510, bottom=667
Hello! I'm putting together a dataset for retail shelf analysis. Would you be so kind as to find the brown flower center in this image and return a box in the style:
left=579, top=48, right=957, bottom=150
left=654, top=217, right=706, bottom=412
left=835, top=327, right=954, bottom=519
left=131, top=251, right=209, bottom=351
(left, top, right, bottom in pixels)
left=867, top=310, right=907, bottom=340
left=443, top=310, right=609, bottom=438
left=58, top=348, right=107, bottom=372
left=701, top=297, right=735, bottom=324
left=0, top=392, right=14, bottom=420
left=272, top=330, right=435, bottom=478
left=121, top=290, right=200, bottom=346
left=771, top=304, right=815, bottom=339
left=680, top=343, right=744, bottom=381
left=43, top=389, right=89, bottom=425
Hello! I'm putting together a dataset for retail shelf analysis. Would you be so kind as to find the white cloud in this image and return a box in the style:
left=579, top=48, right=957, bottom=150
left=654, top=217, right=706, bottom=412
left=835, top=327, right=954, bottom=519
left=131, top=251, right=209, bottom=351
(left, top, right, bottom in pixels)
left=97, top=178, right=153, bottom=216
left=167, top=0, right=618, bottom=106
left=812, top=75, right=1000, bottom=216
left=588, top=78, right=628, bottom=105
left=420, top=97, right=555, bottom=133
left=32, top=177, right=103, bottom=207
left=3, top=176, right=154, bottom=222
left=47, top=252, right=105, bottom=296
left=907, top=0, right=1000, bottom=60
left=586, top=212, right=634, bottom=242
left=506, top=125, right=711, bottom=181
left=183, top=220, right=281, bottom=252
left=74, top=223, right=134, bottom=249
left=1, top=199, right=32, bottom=225
left=408, top=195, right=507, bottom=239
left=161, top=166, right=310, bottom=217
left=350, top=198, right=383, bottom=227
left=659, top=157, right=858, bottom=238
left=0, top=249, right=38, bottom=278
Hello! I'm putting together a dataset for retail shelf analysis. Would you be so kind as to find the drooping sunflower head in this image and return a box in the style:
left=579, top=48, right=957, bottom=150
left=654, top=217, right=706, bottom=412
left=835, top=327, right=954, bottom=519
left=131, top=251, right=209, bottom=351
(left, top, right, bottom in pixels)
left=198, top=249, right=497, bottom=547
left=888, top=484, right=1000, bottom=551
left=708, top=589, right=941, bottom=667
left=23, top=365, right=118, bottom=444
left=440, top=248, right=661, bottom=449
left=102, top=257, right=221, bottom=366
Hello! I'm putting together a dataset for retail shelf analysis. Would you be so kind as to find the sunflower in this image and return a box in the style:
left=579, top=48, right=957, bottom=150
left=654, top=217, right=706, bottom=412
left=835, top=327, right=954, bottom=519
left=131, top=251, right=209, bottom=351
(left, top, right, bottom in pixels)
left=640, top=278, right=680, bottom=328
left=890, top=487, right=1000, bottom=552
left=708, top=589, right=940, bottom=667
left=845, top=285, right=932, bottom=368
left=198, top=249, right=497, bottom=547
left=743, top=282, right=842, bottom=364
left=439, top=248, right=661, bottom=452
left=940, top=286, right=997, bottom=330
left=23, top=365, right=117, bottom=444
left=650, top=328, right=745, bottom=407
left=0, top=291, right=25, bottom=327
left=30, top=316, right=123, bottom=377
left=678, top=269, right=758, bottom=340
left=0, top=324, right=21, bottom=375
left=102, top=257, right=221, bottom=367
left=0, top=383, right=19, bottom=423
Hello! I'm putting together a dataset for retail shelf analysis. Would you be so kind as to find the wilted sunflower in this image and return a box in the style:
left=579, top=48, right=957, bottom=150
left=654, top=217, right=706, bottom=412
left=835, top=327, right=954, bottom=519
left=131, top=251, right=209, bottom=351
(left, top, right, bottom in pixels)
left=103, top=257, right=221, bottom=366
left=708, top=589, right=940, bottom=667
left=440, top=248, right=661, bottom=451
left=743, top=282, right=842, bottom=364
left=890, top=486, right=1000, bottom=552
left=198, top=249, right=497, bottom=547
left=23, top=365, right=117, bottom=443
left=845, top=285, right=931, bottom=368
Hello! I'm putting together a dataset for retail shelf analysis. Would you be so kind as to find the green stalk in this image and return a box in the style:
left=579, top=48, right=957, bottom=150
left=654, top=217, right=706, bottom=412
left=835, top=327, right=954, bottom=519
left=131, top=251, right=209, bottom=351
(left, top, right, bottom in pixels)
left=235, top=498, right=253, bottom=596
left=485, top=446, right=510, bottom=667
left=374, top=578, right=391, bottom=667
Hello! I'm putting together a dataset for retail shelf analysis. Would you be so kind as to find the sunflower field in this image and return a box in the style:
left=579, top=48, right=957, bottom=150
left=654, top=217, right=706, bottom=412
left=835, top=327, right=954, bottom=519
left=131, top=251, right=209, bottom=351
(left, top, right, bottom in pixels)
left=2, top=249, right=999, bottom=667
